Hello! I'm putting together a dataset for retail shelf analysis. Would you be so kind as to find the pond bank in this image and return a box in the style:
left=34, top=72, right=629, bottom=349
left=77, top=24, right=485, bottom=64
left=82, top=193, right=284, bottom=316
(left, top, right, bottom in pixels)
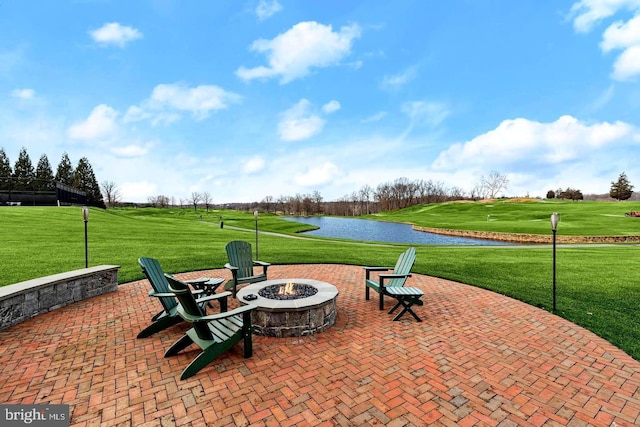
left=413, top=225, right=640, bottom=244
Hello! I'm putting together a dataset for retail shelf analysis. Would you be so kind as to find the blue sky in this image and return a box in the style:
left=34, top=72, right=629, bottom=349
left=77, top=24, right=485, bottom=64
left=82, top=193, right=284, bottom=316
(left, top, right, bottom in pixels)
left=2, top=0, right=640, bottom=203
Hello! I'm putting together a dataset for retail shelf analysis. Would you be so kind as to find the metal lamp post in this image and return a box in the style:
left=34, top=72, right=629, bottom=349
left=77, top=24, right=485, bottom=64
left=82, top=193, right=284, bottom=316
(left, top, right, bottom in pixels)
left=82, top=206, right=89, bottom=268
left=550, top=212, right=559, bottom=312
left=254, top=210, right=259, bottom=260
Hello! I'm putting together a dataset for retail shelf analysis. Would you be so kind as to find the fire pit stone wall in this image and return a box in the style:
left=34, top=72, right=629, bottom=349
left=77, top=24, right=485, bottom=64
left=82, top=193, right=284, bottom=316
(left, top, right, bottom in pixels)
left=236, top=279, right=338, bottom=338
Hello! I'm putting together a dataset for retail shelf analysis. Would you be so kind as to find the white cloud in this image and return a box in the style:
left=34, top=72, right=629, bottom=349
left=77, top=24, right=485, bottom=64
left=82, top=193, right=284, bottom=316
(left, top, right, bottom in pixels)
left=599, top=14, right=640, bottom=79
left=362, top=112, right=387, bottom=123
left=294, top=162, right=340, bottom=186
left=600, top=14, right=640, bottom=51
left=432, top=115, right=636, bottom=170
left=570, top=1, right=640, bottom=79
left=89, top=22, right=143, bottom=48
left=11, top=88, right=34, bottom=99
left=569, top=0, right=640, bottom=32
left=124, top=83, right=241, bottom=124
left=242, top=156, right=265, bottom=174
left=402, top=101, right=450, bottom=128
left=236, top=21, right=361, bottom=84
left=322, top=100, right=341, bottom=114
left=255, top=0, right=282, bottom=21
left=381, top=66, right=418, bottom=90
left=110, top=143, right=151, bottom=157
left=278, top=99, right=326, bottom=141
left=67, top=104, right=119, bottom=140
left=611, top=45, right=640, bottom=79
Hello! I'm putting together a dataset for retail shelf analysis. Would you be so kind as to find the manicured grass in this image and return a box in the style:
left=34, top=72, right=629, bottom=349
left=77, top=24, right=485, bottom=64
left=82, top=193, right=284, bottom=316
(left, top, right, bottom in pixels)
left=1, top=204, right=639, bottom=362
left=368, top=199, right=640, bottom=235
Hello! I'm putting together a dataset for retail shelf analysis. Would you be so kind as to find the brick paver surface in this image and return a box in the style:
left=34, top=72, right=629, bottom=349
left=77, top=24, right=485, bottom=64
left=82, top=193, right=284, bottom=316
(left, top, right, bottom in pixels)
left=1, top=264, right=639, bottom=426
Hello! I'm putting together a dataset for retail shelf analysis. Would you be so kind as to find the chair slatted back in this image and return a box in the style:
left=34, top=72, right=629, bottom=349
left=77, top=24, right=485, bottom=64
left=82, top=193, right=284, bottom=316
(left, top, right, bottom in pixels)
left=164, top=275, right=213, bottom=341
left=388, top=247, right=416, bottom=287
left=225, top=241, right=255, bottom=279
left=139, top=257, right=178, bottom=313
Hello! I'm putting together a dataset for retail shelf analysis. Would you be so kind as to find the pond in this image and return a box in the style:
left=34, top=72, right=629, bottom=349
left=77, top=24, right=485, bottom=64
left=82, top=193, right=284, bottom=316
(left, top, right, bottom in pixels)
left=283, top=216, right=513, bottom=245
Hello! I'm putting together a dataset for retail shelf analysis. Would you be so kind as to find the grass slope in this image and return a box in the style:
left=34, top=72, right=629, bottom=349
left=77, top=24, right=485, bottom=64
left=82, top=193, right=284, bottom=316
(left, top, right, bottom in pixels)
left=1, top=203, right=639, bottom=361
left=368, top=199, right=640, bottom=235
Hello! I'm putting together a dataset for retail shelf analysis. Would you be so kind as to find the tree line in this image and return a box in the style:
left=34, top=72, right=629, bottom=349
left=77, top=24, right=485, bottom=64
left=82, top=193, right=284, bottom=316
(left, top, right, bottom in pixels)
left=249, top=172, right=512, bottom=216
left=0, top=147, right=105, bottom=207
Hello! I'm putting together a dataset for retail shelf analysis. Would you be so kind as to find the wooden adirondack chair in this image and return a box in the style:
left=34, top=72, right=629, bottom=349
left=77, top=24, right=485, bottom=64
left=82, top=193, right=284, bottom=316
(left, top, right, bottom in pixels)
left=224, top=240, right=270, bottom=298
left=364, top=247, right=416, bottom=310
left=137, top=257, right=229, bottom=338
left=164, top=274, right=257, bottom=380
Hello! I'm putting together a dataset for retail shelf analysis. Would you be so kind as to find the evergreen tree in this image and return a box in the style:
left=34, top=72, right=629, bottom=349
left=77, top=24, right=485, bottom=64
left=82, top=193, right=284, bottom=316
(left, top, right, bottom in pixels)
left=34, top=154, right=55, bottom=191
left=74, top=157, right=105, bottom=207
left=609, top=172, right=634, bottom=201
left=0, top=148, right=12, bottom=191
left=12, top=147, right=35, bottom=191
left=55, top=152, right=74, bottom=186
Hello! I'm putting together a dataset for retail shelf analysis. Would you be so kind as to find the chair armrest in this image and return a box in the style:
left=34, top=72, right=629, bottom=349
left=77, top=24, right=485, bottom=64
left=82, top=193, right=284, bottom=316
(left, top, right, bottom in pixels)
left=253, top=261, right=270, bottom=267
left=378, top=273, right=412, bottom=279
left=364, top=266, right=390, bottom=280
left=149, top=290, right=176, bottom=298
left=195, top=291, right=231, bottom=304
left=197, top=304, right=256, bottom=322
left=224, top=263, right=238, bottom=271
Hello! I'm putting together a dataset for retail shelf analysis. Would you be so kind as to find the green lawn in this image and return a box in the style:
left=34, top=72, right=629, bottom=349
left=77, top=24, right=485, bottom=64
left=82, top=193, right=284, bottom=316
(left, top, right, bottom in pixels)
left=1, top=202, right=639, bottom=362
left=367, top=198, right=640, bottom=235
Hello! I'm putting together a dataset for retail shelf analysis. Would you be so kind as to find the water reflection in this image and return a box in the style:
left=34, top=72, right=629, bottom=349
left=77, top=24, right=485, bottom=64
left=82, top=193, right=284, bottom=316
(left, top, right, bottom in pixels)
left=283, top=216, right=513, bottom=245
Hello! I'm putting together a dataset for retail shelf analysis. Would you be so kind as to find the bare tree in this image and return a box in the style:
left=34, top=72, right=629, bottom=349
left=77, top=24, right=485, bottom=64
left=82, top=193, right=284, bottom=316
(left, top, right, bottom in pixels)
left=190, top=192, right=202, bottom=211
left=359, top=185, right=372, bottom=215
left=148, top=195, right=170, bottom=208
left=202, top=192, right=213, bottom=212
left=481, top=171, right=509, bottom=199
left=311, top=190, right=323, bottom=215
left=261, top=195, right=274, bottom=213
left=101, top=180, right=121, bottom=208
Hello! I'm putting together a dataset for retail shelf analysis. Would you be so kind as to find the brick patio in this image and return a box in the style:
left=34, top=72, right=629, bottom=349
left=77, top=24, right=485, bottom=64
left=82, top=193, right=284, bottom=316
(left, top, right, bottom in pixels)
left=1, top=264, right=639, bottom=426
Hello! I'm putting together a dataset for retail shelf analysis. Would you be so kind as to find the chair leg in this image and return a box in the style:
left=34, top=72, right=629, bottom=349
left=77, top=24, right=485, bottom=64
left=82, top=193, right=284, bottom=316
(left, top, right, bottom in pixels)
left=387, top=300, right=403, bottom=314
left=390, top=298, right=422, bottom=322
left=365, top=286, right=370, bottom=301
left=137, top=315, right=183, bottom=339
left=243, top=312, right=253, bottom=358
left=379, top=291, right=384, bottom=310
left=180, top=346, right=219, bottom=380
left=165, top=333, right=195, bottom=357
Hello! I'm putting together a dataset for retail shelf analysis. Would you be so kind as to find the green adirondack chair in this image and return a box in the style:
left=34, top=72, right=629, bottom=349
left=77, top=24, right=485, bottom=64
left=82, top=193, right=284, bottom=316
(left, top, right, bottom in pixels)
left=164, top=274, right=256, bottom=380
left=137, top=257, right=230, bottom=338
left=364, top=247, right=416, bottom=310
left=224, top=240, right=270, bottom=298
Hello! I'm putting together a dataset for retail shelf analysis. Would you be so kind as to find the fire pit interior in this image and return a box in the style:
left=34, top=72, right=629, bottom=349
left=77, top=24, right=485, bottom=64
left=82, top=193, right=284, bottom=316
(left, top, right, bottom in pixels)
left=258, top=282, right=318, bottom=300
left=236, top=279, right=338, bottom=337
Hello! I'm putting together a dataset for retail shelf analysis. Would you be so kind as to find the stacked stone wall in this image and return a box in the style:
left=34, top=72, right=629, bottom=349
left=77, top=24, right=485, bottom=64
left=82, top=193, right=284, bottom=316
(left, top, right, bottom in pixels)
left=0, top=265, right=119, bottom=331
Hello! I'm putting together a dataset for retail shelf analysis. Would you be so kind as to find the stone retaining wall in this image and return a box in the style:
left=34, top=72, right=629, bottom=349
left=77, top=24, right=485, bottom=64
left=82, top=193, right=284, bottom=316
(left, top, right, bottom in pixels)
left=0, top=265, right=120, bottom=331
left=412, top=226, right=640, bottom=244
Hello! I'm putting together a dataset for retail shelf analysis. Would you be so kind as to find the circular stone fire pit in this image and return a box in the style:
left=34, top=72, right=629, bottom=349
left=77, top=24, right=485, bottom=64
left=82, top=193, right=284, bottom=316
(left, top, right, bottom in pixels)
left=236, top=279, right=338, bottom=337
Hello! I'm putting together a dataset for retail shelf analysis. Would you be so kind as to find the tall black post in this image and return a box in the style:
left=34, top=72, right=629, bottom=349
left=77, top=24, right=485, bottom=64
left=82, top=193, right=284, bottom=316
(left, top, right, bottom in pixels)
left=254, top=211, right=259, bottom=260
left=84, top=220, right=88, bottom=268
left=550, top=211, right=559, bottom=313
left=552, top=228, right=556, bottom=312
left=83, top=207, right=89, bottom=268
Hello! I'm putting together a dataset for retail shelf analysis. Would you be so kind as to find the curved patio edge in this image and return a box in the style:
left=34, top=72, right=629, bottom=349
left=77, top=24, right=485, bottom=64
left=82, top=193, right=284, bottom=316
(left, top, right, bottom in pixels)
left=0, top=264, right=638, bottom=426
